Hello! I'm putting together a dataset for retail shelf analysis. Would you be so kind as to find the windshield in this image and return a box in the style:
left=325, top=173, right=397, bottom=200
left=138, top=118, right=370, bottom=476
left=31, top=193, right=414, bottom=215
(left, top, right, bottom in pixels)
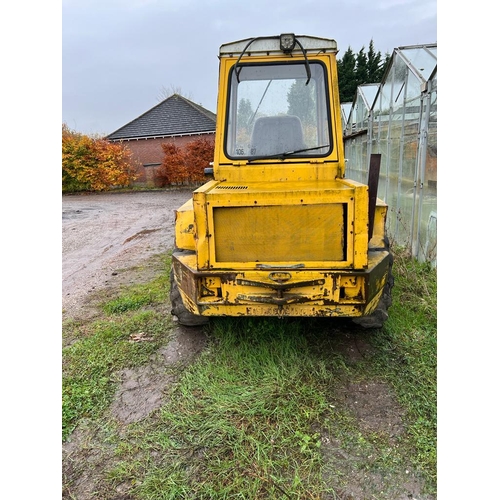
left=224, top=61, right=332, bottom=160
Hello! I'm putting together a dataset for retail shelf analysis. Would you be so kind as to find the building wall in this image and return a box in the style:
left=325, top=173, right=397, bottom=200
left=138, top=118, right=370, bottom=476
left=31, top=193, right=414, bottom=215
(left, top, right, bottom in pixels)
left=120, top=133, right=215, bottom=186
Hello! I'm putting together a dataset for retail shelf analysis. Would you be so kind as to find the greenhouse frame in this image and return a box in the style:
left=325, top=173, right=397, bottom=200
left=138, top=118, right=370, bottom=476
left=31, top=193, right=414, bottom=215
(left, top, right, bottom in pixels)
left=343, top=44, right=437, bottom=266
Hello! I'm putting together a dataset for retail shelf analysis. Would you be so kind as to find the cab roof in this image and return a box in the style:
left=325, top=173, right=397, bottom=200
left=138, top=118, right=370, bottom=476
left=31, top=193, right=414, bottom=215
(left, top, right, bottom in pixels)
left=219, top=34, right=338, bottom=58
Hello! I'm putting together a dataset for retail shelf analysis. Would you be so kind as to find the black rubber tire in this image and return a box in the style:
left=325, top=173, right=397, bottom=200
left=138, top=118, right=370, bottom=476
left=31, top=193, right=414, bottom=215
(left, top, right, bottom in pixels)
left=170, top=266, right=209, bottom=326
left=352, top=251, right=394, bottom=329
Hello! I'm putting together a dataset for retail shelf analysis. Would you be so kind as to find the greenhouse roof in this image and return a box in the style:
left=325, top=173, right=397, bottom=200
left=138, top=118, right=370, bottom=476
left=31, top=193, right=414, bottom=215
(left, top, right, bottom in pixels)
left=341, top=43, right=436, bottom=136
left=357, top=84, right=380, bottom=109
left=395, top=44, right=437, bottom=84
left=341, top=102, right=352, bottom=123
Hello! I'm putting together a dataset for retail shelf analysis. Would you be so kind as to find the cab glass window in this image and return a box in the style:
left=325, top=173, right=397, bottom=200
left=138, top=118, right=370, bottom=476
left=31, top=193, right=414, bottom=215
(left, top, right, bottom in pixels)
left=225, top=62, right=332, bottom=159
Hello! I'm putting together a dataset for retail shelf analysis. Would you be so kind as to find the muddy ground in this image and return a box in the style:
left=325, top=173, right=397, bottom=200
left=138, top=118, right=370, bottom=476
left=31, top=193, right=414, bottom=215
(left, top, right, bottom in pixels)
left=62, top=190, right=434, bottom=500
left=62, top=189, right=193, bottom=322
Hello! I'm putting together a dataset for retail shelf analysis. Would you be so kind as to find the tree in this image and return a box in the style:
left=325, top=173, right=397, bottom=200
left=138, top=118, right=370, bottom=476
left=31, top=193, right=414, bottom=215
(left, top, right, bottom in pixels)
left=366, top=40, right=391, bottom=82
left=184, top=138, right=215, bottom=183
left=157, top=84, right=193, bottom=102
left=338, top=47, right=357, bottom=102
left=62, top=124, right=136, bottom=192
left=337, top=41, right=391, bottom=102
left=287, top=80, right=315, bottom=126
left=157, top=137, right=214, bottom=186
left=156, top=143, right=185, bottom=186
left=237, top=98, right=254, bottom=128
left=355, top=46, right=368, bottom=88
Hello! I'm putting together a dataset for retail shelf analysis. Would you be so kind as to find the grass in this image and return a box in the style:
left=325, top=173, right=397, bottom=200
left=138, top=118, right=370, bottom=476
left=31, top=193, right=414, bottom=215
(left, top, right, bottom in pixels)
left=62, top=247, right=437, bottom=499
left=371, top=247, right=437, bottom=481
left=62, top=260, right=171, bottom=440
left=101, top=275, right=169, bottom=314
left=138, top=318, right=337, bottom=498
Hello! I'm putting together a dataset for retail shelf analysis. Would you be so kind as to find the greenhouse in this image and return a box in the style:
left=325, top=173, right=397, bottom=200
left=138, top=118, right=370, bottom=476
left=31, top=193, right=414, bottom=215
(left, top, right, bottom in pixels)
left=343, top=44, right=437, bottom=266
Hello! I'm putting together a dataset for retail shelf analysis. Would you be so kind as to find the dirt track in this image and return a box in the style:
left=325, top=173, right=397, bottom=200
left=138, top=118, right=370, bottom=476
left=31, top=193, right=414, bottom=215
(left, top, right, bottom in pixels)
left=62, top=189, right=193, bottom=320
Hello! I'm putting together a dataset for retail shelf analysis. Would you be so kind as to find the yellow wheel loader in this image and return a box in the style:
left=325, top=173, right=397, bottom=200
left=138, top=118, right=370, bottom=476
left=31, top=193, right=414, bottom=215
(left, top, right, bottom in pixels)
left=170, top=33, right=393, bottom=328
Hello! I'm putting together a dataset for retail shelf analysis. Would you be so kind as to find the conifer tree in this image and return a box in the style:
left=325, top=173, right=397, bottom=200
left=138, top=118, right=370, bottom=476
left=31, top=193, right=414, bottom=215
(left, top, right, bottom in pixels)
left=338, top=47, right=357, bottom=102
left=367, top=40, right=383, bottom=81
left=355, top=46, right=368, bottom=88
left=338, top=41, right=391, bottom=102
left=287, top=80, right=315, bottom=126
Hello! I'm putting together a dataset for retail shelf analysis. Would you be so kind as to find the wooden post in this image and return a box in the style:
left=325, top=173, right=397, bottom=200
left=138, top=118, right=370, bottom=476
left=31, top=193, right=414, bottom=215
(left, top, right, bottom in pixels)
left=368, top=154, right=381, bottom=241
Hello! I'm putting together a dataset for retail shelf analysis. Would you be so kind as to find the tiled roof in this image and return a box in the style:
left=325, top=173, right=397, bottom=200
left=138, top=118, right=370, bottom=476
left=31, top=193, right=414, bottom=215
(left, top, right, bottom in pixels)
left=107, top=94, right=216, bottom=141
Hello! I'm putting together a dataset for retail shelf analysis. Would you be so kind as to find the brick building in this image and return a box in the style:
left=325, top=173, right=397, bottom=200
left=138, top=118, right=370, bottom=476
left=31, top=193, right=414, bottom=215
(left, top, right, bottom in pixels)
left=107, top=94, right=216, bottom=186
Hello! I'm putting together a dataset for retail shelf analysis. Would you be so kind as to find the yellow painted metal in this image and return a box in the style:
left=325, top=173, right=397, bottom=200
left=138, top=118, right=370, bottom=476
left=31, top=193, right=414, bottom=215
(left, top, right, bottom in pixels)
left=350, top=180, right=369, bottom=269
left=327, top=54, right=346, bottom=179
left=192, top=180, right=218, bottom=270
left=174, top=177, right=371, bottom=270
left=173, top=249, right=390, bottom=318
left=369, top=201, right=389, bottom=250
left=213, top=203, right=345, bottom=262
left=207, top=179, right=352, bottom=267
left=174, top=199, right=195, bottom=251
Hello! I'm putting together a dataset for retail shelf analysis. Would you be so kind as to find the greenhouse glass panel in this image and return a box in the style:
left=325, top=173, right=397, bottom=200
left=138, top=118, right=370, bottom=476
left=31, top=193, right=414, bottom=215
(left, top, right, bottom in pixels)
left=357, top=101, right=367, bottom=129
left=392, top=54, right=407, bottom=118
left=430, top=70, right=437, bottom=93
left=400, top=46, right=437, bottom=81
left=417, top=83, right=437, bottom=265
left=375, top=70, right=393, bottom=197
left=416, top=189, right=437, bottom=264
left=393, top=178, right=416, bottom=248
left=341, top=103, right=352, bottom=132
left=346, top=137, right=367, bottom=184
left=404, top=71, right=423, bottom=123
left=371, top=91, right=383, bottom=151
left=354, top=101, right=363, bottom=129
left=360, top=85, right=379, bottom=109
left=386, top=122, right=403, bottom=238
left=374, top=65, right=393, bottom=140
left=344, top=141, right=353, bottom=176
left=402, top=121, right=419, bottom=181
left=356, top=85, right=379, bottom=130
left=347, top=103, right=356, bottom=133
left=425, top=90, right=437, bottom=192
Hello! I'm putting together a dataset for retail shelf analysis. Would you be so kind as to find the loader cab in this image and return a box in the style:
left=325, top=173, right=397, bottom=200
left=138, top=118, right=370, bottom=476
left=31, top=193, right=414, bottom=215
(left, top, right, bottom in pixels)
left=213, top=34, right=345, bottom=182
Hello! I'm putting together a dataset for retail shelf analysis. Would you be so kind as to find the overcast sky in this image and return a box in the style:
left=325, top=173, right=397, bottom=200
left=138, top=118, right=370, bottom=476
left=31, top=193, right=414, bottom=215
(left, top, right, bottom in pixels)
left=62, top=0, right=437, bottom=136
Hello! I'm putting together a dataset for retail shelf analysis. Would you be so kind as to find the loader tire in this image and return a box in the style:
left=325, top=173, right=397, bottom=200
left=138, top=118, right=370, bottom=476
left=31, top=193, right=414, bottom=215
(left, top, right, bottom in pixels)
left=170, top=266, right=209, bottom=327
left=352, top=251, right=394, bottom=329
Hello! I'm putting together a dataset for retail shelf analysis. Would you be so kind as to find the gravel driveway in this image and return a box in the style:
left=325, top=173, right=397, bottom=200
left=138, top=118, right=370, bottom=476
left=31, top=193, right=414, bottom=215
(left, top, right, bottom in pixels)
left=62, top=189, right=193, bottom=320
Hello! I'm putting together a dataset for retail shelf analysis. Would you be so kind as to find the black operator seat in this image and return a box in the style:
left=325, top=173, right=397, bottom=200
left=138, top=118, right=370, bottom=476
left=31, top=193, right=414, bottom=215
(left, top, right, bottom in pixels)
left=250, top=115, right=306, bottom=156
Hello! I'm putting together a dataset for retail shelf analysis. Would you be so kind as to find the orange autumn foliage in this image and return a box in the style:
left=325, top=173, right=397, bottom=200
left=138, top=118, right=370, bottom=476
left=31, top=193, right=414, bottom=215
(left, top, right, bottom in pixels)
left=62, top=124, right=137, bottom=192
left=157, top=137, right=214, bottom=186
